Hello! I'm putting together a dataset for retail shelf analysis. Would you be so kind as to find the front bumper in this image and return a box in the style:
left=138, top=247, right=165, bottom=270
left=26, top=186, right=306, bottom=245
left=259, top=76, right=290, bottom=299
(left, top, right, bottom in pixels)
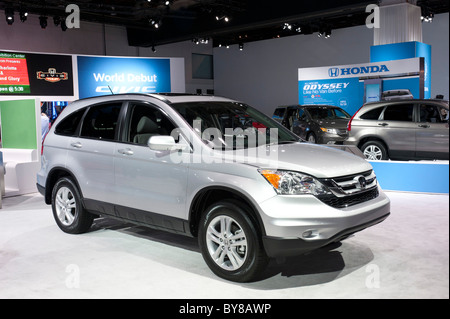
left=257, top=188, right=391, bottom=258
left=319, top=133, right=348, bottom=145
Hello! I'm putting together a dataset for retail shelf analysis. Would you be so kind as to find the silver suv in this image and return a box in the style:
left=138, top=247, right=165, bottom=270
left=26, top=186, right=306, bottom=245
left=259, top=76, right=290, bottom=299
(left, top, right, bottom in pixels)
left=37, top=94, right=390, bottom=282
left=346, top=99, right=449, bottom=161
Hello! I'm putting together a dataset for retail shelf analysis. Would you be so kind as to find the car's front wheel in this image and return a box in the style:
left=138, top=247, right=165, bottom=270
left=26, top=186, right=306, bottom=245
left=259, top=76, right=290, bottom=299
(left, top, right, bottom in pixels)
left=51, top=177, right=94, bottom=234
left=198, top=200, right=269, bottom=282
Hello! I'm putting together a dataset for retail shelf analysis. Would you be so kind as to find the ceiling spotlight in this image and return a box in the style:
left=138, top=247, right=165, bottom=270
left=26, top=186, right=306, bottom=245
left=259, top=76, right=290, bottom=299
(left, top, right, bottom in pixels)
left=19, top=9, right=28, bottom=23
left=295, top=27, right=302, bottom=33
left=283, top=23, right=292, bottom=31
left=165, top=1, right=170, bottom=5
left=216, top=15, right=230, bottom=23
left=5, top=8, right=14, bottom=25
left=239, top=43, right=244, bottom=51
left=61, top=19, right=67, bottom=31
left=152, top=46, right=156, bottom=53
left=39, top=16, right=48, bottom=29
left=53, top=16, right=61, bottom=26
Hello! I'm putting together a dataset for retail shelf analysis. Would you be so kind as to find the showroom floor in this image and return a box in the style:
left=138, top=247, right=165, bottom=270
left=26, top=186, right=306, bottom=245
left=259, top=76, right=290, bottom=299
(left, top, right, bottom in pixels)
left=0, top=191, right=448, bottom=299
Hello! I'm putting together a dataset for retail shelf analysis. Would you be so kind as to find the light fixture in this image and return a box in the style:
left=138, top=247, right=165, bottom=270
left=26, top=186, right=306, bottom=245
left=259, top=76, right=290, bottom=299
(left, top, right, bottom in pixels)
left=165, top=1, right=170, bottom=6
left=239, top=43, right=244, bottom=51
left=216, top=15, right=230, bottom=23
left=19, top=8, right=28, bottom=22
left=39, top=16, right=48, bottom=29
left=53, top=16, right=61, bottom=26
left=152, top=45, right=156, bottom=53
left=283, top=23, right=292, bottom=31
left=5, top=8, right=14, bottom=25
left=61, top=19, right=67, bottom=31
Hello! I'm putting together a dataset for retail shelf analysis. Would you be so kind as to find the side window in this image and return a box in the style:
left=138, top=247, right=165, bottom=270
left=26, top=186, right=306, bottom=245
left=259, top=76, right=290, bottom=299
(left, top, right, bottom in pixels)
left=273, top=108, right=286, bottom=119
left=297, top=109, right=307, bottom=121
left=80, top=103, right=122, bottom=141
left=127, top=103, right=177, bottom=145
left=419, top=104, right=447, bottom=123
left=55, top=108, right=86, bottom=136
left=360, top=107, right=384, bottom=120
left=383, top=104, right=414, bottom=122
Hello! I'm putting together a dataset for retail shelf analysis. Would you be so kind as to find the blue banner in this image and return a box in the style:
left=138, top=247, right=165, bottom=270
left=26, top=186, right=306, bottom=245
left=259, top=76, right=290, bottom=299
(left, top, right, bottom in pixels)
left=77, top=56, right=171, bottom=99
left=298, top=78, right=364, bottom=116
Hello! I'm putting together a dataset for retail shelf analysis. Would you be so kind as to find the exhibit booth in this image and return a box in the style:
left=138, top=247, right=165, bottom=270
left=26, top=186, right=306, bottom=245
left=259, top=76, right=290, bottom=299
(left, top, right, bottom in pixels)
left=0, top=50, right=185, bottom=198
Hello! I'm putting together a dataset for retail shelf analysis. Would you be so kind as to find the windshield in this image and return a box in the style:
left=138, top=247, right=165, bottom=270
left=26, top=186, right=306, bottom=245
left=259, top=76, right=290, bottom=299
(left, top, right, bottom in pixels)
left=306, top=107, right=351, bottom=121
left=171, top=101, right=299, bottom=150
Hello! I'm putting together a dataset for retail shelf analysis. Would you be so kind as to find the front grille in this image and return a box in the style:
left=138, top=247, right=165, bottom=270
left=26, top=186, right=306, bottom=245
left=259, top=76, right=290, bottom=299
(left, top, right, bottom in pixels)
left=317, top=170, right=380, bottom=208
left=318, top=187, right=379, bottom=209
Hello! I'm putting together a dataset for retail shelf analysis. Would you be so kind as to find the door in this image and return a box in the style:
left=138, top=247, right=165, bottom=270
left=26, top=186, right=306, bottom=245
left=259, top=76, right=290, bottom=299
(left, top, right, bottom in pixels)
left=114, top=102, right=189, bottom=223
left=416, top=103, right=449, bottom=160
left=292, top=108, right=308, bottom=139
left=69, top=102, right=122, bottom=209
left=378, top=103, right=416, bottom=159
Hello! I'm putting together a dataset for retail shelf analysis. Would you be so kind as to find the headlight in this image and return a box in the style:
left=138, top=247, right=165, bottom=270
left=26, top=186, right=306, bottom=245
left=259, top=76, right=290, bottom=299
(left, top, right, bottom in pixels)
left=259, top=169, right=331, bottom=196
left=320, top=127, right=338, bottom=134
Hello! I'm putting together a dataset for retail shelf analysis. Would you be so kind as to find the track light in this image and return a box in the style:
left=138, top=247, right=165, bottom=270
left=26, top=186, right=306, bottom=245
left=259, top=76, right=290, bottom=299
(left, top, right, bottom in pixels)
left=61, top=19, right=67, bottom=31
left=5, top=8, right=14, bottom=25
left=53, top=16, right=61, bottom=26
left=216, top=15, right=230, bottom=23
left=19, top=9, right=28, bottom=22
left=39, top=16, right=48, bottom=29
left=152, top=46, right=156, bottom=53
left=239, top=43, right=244, bottom=51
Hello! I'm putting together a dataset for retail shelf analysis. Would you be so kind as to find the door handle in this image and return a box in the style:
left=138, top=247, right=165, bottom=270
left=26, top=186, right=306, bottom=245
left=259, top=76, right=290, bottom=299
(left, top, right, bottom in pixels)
left=418, top=124, right=430, bottom=128
left=378, top=123, right=389, bottom=127
left=70, top=142, right=83, bottom=149
left=118, top=148, right=134, bottom=156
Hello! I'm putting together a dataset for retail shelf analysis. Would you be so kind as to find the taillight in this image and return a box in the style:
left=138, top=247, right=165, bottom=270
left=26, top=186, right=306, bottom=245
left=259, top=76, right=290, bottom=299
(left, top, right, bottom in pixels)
left=348, top=107, right=363, bottom=132
left=41, top=134, right=47, bottom=156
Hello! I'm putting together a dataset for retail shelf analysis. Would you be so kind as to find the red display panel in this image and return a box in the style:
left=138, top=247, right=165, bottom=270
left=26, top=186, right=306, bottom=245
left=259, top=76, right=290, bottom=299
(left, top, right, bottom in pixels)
left=0, top=52, right=31, bottom=94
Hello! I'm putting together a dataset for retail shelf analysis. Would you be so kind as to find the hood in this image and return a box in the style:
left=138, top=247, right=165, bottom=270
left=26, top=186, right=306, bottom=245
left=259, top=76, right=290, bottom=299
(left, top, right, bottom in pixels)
left=222, top=142, right=373, bottom=179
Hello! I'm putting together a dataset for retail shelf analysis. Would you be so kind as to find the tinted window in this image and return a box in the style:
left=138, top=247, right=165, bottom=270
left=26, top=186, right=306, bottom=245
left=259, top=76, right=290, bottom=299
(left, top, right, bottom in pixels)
left=80, top=103, right=122, bottom=141
left=127, top=103, right=177, bottom=145
left=297, top=108, right=307, bottom=121
left=273, top=108, right=286, bottom=118
left=419, top=104, right=448, bottom=123
left=55, top=108, right=86, bottom=136
left=360, top=107, right=384, bottom=120
left=383, top=104, right=414, bottom=122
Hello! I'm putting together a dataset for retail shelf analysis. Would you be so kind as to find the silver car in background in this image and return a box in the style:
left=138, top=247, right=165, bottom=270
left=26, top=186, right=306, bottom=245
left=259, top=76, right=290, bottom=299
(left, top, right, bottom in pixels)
left=346, top=99, right=449, bottom=161
left=37, top=94, right=390, bottom=282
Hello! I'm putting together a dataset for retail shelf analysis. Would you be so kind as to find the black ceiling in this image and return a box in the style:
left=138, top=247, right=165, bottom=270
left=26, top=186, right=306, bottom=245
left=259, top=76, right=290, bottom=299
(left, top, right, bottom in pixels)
left=1, top=0, right=449, bottom=47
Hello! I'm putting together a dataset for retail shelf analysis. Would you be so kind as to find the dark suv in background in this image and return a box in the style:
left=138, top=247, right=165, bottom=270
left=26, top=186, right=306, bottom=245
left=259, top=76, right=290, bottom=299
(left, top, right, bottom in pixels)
left=273, top=105, right=350, bottom=144
left=345, top=99, right=449, bottom=161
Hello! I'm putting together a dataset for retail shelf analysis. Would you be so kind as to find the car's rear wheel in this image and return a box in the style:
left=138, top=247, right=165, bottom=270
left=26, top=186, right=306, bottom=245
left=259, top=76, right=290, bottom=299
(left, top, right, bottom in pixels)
left=52, top=177, right=93, bottom=234
left=198, top=200, right=269, bottom=282
left=361, top=140, right=389, bottom=161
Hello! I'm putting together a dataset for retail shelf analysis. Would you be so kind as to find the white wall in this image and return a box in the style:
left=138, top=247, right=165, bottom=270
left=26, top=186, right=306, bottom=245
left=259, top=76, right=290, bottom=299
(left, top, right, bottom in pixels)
left=0, top=12, right=214, bottom=95
left=213, top=13, right=449, bottom=115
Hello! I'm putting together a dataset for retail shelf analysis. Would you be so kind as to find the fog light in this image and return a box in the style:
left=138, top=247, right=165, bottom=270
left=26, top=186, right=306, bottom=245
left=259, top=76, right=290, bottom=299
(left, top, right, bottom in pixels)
left=302, top=230, right=318, bottom=239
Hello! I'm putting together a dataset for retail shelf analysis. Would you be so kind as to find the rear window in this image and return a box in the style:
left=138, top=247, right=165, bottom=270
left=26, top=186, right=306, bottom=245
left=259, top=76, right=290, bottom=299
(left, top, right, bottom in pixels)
left=55, top=108, right=86, bottom=136
left=360, top=107, right=384, bottom=120
left=273, top=108, right=286, bottom=118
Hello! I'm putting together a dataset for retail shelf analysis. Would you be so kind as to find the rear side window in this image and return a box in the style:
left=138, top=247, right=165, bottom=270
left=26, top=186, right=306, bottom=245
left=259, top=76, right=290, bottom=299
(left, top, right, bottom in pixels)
left=55, top=108, right=86, bottom=136
left=273, top=108, right=286, bottom=118
left=383, top=104, right=414, bottom=122
left=80, top=103, right=122, bottom=141
left=360, top=107, right=384, bottom=120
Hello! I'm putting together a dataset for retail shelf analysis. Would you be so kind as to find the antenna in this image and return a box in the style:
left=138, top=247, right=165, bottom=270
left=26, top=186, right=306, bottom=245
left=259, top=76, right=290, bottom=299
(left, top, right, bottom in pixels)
left=108, top=86, right=114, bottom=95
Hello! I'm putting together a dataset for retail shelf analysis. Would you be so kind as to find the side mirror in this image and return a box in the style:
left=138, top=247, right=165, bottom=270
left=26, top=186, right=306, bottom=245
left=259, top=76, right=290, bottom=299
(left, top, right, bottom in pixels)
left=148, top=136, right=187, bottom=152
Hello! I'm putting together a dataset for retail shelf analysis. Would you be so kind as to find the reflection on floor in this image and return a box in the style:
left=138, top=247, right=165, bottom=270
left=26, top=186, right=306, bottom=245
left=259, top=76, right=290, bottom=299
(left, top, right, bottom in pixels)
left=0, top=191, right=448, bottom=299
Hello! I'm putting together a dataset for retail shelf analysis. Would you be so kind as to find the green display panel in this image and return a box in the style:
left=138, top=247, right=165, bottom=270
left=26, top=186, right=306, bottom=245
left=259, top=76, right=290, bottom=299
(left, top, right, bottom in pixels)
left=0, top=99, right=37, bottom=149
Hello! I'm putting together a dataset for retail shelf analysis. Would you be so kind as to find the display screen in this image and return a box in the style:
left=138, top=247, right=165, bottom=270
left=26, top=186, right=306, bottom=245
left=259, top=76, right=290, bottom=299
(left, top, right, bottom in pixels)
left=0, top=52, right=31, bottom=94
left=0, top=51, right=74, bottom=96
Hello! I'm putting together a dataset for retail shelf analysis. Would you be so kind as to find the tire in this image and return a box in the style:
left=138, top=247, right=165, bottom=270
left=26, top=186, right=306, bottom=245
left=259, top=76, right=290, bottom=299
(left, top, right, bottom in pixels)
left=307, top=132, right=317, bottom=144
left=51, top=177, right=93, bottom=234
left=361, top=140, right=389, bottom=161
left=198, top=200, right=269, bottom=282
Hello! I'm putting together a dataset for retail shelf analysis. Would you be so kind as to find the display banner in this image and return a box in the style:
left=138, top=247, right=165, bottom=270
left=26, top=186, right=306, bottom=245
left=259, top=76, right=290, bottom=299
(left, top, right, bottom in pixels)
left=77, top=56, right=172, bottom=99
left=0, top=51, right=74, bottom=96
left=299, top=58, right=423, bottom=115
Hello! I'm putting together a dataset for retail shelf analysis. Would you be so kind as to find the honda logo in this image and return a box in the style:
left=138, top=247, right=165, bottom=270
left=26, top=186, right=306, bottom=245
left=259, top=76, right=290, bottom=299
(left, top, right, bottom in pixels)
left=328, top=68, right=339, bottom=78
left=354, top=175, right=367, bottom=190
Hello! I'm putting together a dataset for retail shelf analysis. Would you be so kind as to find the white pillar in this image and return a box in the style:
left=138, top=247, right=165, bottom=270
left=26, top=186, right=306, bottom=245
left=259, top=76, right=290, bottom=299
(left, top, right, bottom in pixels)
left=374, top=0, right=423, bottom=45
